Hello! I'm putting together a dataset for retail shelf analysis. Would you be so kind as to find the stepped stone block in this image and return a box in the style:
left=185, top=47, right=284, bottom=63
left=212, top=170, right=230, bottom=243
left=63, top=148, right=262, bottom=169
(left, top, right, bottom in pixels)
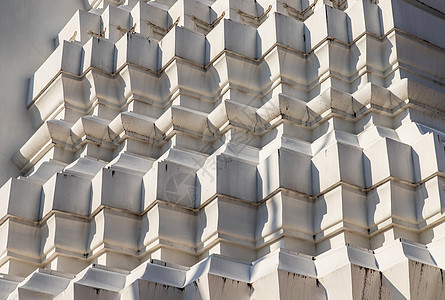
left=257, top=148, right=312, bottom=197
left=416, top=176, right=445, bottom=225
left=0, top=178, right=41, bottom=221
left=88, top=209, right=139, bottom=257
left=81, top=37, right=116, bottom=73
left=363, top=137, right=414, bottom=187
left=197, top=154, right=258, bottom=203
left=314, top=185, right=367, bottom=239
left=321, top=264, right=387, bottom=299
left=403, top=126, right=445, bottom=182
left=45, top=256, right=89, bottom=274
left=212, top=0, right=259, bottom=26
left=368, top=180, right=417, bottom=228
left=257, top=13, right=304, bottom=54
left=115, top=33, right=159, bottom=71
left=160, top=26, right=206, bottom=66
left=312, top=141, right=364, bottom=194
left=200, top=273, right=252, bottom=299
left=12, top=269, right=74, bottom=300
left=30, top=41, right=83, bottom=102
left=101, top=5, right=131, bottom=42
left=40, top=214, right=90, bottom=262
left=41, top=172, right=91, bottom=217
left=197, top=197, right=257, bottom=246
left=252, top=269, right=325, bottom=300
left=268, top=254, right=324, bottom=296
left=0, top=275, right=21, bottom=299
left=315, top=245, right=388, bottom=299
left=304, top=5, right=348, bottom=50
left=0, top=220, right=41, bottom=276
left=0, top=0, right=445, bottom=297
left=140, top=203, right=196, bottom=256
left=256, top=192, right=314, bottom=252
left=143, top=160, right=197, bottom=208
left=376, top=239, right=445, bottom=299
left=57, top=10, right=101, bottom=44
left=91, top=168, right=142, bottom=213
left=122, top=279, right=199, bottom=300
left=131, top=2, right=169, bottom=40
left=206, top=19, right=257, bottom=60
left=169, top=0, right=212, bottom=32
left=381, top=0, right=445, bottom=50
left=347, top=0, right=381, bottom=39
left=70, top=265, right=128, bottom=299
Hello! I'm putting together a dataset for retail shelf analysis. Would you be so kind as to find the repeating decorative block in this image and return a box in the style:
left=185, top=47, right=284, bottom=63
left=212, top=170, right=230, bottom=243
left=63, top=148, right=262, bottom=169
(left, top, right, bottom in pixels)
left=0, top=0, right=445, bottom=297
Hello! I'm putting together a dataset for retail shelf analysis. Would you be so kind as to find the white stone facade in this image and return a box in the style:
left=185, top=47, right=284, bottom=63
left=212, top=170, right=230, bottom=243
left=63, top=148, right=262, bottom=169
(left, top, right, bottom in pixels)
left=0, top=0, right=445, bottom=298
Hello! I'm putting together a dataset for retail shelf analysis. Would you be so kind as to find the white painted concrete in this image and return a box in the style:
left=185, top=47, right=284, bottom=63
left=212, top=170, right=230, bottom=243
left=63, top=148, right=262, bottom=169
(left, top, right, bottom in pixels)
left=0, top=0, right=444, bottom=298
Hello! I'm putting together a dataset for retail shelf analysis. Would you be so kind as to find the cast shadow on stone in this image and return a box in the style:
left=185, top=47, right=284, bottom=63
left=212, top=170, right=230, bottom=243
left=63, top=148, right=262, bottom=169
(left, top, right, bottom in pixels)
left=364, top=146, right=427, bottom=249
left=311, top=162, right=329, bottom=252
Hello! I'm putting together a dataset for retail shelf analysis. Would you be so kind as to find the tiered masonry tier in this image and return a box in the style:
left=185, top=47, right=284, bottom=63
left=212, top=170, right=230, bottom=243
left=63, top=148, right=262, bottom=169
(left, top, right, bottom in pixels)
left=1, top=0, right=445, bottom=298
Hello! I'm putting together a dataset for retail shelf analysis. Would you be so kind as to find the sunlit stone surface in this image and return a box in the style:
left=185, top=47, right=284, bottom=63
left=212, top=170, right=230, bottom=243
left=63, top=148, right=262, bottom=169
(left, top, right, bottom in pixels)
left=1, top=0, right=445, bottom=298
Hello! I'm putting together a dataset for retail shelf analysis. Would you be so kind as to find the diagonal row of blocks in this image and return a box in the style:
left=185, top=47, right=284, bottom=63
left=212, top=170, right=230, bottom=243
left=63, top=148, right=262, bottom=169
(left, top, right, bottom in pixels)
left=2, top=241, right=445, bottom=299
left=1, top=115, right=444, bottom=275
left=28, top=0, right=445, bottom=130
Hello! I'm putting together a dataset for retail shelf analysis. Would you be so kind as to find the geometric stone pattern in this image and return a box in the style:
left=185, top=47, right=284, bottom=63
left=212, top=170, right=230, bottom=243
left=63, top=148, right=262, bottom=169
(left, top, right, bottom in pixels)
left=1, top=0, right=445, bottom=298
